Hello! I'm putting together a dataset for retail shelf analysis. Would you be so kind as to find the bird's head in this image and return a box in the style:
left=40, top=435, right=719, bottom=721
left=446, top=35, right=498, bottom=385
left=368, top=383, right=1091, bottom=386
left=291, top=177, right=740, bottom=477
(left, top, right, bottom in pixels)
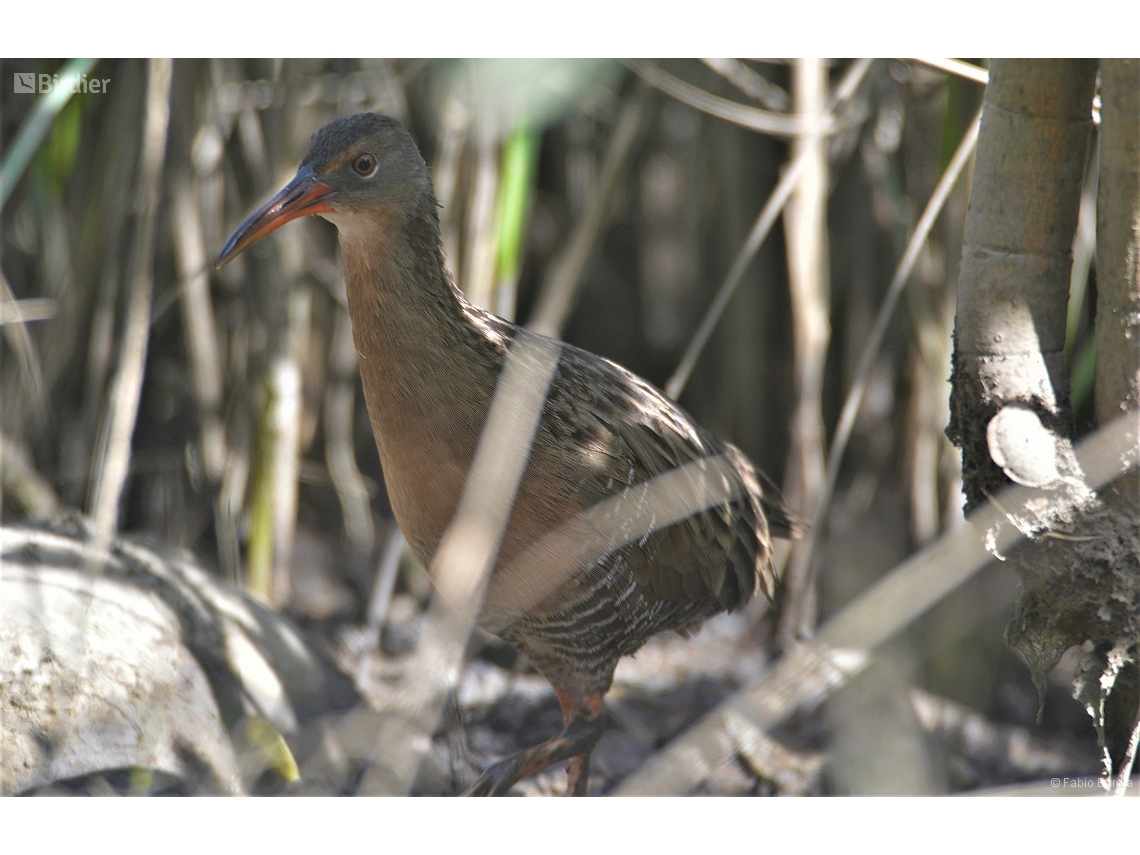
left=216, top=113, right=428, bottom=267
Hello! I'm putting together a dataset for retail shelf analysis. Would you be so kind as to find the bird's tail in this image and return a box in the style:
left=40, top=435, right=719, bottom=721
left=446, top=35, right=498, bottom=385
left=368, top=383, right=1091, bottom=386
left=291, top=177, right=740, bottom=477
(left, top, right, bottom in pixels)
left=753, top=466, right=808, bottom=541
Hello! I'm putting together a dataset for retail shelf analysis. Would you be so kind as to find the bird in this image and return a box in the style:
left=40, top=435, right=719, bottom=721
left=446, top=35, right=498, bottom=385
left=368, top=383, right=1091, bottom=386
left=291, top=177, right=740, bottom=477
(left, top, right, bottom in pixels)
left=217, top=112, right=794, bottom=796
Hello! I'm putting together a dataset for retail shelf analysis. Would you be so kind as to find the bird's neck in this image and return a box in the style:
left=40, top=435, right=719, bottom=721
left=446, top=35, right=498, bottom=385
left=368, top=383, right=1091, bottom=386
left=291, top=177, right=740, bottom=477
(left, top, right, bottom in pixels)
left=336, top=191, right=507, bottom=452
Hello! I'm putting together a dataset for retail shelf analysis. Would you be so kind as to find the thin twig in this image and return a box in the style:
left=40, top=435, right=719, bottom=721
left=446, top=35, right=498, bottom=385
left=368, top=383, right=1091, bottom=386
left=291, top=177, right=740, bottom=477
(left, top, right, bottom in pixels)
left=461, top=117, right=500, bottom=309
left=88, top=58, right=173, bottom=539
left=665, top=58, right=874, bottom=400
left=324, top=305, right=374, bottom=558
left=908, top=58, right=989, bottom=85
left=364, top=58, right=412, bottom=122
left=358, top=332, right=562, bottom=795
left=980, top=487, right=1099, bottom=542
left=485, top=454, right=750, bottom=620
left=433, top=97, right=470, bottom=282
left=365, top=528, right=406, bottom=644
left=272, top=290, right=310, bottom=606
left=395, top=58, right=431, bottom=90
left=776, top=58, right=831, bottom=645
left=239, top=100, right=311, bottom=608
left=527, top=85, right=647, bottom=338
left=0, top=297, right=57, bottom=326
left=81, top=64, right=144, bottom=476
left=625, top=59, right=814, bottom=139
left=0, top=431, right=61, bottom=520
left=216, top=445, right=248, bottom=587
left=795, top=108, right=982, bottom=580
left=171, top=174, right=226, bottom=482
left=700, top=58, right=790, bottom=112
left=617, top=409, right=1139, bottom=794
left=0, top=273, right=50, bottom=419
left=237, top=106, right=271, bottom=194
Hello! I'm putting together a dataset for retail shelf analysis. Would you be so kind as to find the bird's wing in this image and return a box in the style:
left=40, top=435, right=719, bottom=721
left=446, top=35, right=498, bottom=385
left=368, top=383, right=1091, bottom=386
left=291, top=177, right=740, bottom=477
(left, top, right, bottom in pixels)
left=540, top=345, right=779, bottom=611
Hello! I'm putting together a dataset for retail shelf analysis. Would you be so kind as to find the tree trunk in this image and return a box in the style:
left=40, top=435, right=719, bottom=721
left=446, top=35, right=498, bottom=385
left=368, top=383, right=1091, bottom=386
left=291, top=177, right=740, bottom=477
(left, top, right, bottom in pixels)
left=947, top=59, right=1096, bottom=509
left=949, top=59, right=1140, bottom=786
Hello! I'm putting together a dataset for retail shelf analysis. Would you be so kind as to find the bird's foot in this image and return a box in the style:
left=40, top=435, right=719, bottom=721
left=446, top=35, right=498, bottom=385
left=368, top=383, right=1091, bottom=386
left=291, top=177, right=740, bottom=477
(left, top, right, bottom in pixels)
left=463, top=714, right=603, bottom=796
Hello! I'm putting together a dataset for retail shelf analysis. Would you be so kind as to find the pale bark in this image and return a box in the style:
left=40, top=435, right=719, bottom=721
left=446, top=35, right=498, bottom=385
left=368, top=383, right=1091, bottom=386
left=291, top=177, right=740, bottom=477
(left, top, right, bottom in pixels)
left=949, top=59, right=1140, bottom=786
left=948, top=59, right=1097, bottom=509
left=1095, top=59, right=1140, bottom=421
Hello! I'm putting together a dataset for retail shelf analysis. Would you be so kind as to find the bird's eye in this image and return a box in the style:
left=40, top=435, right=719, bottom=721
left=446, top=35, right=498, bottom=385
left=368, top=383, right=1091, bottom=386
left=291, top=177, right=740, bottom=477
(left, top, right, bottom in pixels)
left=353, top=154, right=377, bottom=176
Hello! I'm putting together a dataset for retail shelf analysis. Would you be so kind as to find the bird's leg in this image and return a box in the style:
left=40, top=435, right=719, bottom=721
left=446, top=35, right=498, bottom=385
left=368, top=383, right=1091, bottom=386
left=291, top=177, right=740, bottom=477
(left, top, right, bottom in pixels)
left=566, top=754, right=591, bottom=797
left=463, top=690, right=604, bottom=796
left=559, top=689, right=602, bottom=797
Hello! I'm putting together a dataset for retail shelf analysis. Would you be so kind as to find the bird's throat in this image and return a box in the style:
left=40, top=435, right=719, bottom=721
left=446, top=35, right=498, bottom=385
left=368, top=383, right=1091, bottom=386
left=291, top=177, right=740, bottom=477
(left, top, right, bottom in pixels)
left=335, top=197, right=507, bottom=562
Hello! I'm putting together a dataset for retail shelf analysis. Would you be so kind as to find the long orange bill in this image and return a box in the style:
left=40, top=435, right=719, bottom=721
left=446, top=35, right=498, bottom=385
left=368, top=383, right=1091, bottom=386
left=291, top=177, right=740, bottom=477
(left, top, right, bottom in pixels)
left=216, top=164, right=336, bottom=267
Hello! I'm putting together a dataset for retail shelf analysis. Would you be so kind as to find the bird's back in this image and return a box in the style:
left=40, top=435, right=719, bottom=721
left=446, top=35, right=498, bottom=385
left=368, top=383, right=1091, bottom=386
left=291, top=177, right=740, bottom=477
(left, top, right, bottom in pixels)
left=468, top=311, right=784, bottom=697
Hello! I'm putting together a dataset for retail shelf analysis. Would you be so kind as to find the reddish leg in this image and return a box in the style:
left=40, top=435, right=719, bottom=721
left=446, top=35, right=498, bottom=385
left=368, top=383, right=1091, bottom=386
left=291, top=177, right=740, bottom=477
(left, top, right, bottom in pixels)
left=566, top=754, right=591, bottom=796
left=463, top=688, right=604, bottom=797
left=557, top=688, right=603, bottom=797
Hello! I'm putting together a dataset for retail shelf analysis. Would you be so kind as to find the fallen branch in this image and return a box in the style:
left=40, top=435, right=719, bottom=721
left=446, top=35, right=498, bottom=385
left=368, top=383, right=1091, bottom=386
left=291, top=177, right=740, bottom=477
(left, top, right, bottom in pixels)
left=617, top=409, right=1139, bottom=794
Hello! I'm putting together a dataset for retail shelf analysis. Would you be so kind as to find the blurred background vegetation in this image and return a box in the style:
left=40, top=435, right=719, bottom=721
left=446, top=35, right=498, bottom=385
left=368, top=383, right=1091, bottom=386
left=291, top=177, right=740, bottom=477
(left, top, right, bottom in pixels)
left=0, top=58, right=1108, bottom=794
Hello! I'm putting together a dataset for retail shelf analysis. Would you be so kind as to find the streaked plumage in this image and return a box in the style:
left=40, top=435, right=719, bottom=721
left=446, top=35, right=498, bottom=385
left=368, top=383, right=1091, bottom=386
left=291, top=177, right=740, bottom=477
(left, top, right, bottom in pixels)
left=218, top=113, right=792, bottom=795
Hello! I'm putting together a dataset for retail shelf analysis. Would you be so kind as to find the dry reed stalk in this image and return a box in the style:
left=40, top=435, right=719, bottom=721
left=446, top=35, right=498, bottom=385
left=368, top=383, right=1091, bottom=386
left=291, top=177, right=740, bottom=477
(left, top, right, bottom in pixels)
left=618, top=409, right=1138, bottom=795
left=88, top=58, right=173, bottom=539
left=527, top=85, right=647, bottom=338
left=776, top=58, right=831, bottom=647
